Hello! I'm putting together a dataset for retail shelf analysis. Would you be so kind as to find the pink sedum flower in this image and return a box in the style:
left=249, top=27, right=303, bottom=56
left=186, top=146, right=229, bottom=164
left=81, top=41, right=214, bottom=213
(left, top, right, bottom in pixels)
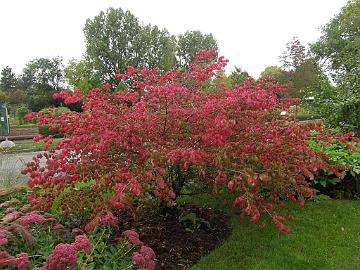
left=123, top=229, right=143, bottom=246
left=74, top=235, right=91, bottom=255
left=3, top=211, right=23, bottom=223
left=0, top=232, right=9, bottom=245
left=132, top=247, right=156, bottom=270
left=140, top=246, right=156, bottom=261
left=45, top=243, right=78, bottom=269
left=71, top=228, right=84, bottom=235
left=12, top=253, right=30, bottom=270
left=0, top=251, right=29, bottom=270
left=100, top=210, right=118, bottom=229
left=132, top=252, right=146, bottom=268
left=15, top=211, right=55, bottom=226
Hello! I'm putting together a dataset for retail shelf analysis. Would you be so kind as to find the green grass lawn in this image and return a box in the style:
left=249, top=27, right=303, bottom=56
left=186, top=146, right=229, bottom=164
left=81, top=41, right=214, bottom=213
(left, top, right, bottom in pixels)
left=0, top=138, right=61, bottom=153
left=180, top=194, right=360, bottom=270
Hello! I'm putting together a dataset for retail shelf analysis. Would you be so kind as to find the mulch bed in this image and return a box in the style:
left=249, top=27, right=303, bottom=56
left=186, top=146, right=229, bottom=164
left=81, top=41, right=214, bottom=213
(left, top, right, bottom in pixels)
left=115, top=204, right=230, bottom=270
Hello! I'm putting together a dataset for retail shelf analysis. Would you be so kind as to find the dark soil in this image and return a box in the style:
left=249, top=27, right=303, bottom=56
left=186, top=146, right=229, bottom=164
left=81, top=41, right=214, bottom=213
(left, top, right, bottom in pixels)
left=115, top=204, right=230, bottom=270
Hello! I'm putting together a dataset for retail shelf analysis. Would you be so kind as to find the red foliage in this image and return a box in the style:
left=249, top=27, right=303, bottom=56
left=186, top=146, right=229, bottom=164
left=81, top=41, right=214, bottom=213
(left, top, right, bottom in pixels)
left=23, top=50, right=345, bottom=232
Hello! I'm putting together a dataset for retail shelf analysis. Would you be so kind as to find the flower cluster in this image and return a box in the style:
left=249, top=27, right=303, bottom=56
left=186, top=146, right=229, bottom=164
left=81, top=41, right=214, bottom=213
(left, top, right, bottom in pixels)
left=84, top=210, right=119, bottom=232
left=34, top=235, right=91, bottom=270
left=123, top=229, right=144, bottom=247
left=0, top=208, right=56, bottom=249
left=0, top=251, right=29, bottom=270
left=132, top=246, right=156, bottom=270
left=15, top=211, right=56, bottom=226
left=122, top=230, right=156, bottom=270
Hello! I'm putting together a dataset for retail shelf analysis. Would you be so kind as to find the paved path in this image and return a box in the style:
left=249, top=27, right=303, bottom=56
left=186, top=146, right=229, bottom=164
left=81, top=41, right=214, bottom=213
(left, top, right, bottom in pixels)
left=0, top=151, right=44, bottom=185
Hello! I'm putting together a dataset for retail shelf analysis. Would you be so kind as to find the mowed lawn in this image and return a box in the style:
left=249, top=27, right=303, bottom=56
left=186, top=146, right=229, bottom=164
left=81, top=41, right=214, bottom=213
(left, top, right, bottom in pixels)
left=0, top=138, right=61, bottom=153
left=181, top=194, right=360, bottom=270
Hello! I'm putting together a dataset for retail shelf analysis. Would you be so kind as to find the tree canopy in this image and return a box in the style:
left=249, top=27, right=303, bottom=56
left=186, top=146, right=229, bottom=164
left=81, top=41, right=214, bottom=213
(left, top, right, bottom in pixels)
left=311, top=0, right=360, bottom=88
left=18, top=57, right=65, bottom=111
left=260, top=38, right=321, bottom=99
left=176, top=31, right=218, bottom=69
left=83, top=8, right=176, bottom=83
left=0, top=66, right=18, bottom=92
left=19, top=57, right=65, bottom=93
left=310, top=0, right=360, bottom=134
left=279, top=37, right=307, bottom=71
left=83, top=8, right=218, bottom=85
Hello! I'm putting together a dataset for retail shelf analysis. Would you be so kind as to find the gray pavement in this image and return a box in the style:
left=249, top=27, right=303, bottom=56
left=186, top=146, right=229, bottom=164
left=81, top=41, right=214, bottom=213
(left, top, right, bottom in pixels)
left=0, top=151, right=43, bottom=186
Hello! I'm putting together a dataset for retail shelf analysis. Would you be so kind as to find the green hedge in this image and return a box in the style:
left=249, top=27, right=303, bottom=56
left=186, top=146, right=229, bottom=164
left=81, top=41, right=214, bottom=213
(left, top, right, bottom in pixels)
left=38, top=124, right=62, bottom=138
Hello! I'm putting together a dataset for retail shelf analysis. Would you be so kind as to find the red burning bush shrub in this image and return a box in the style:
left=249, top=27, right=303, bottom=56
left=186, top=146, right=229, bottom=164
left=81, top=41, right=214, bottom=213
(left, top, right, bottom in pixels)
left=23, top=50, right=346, bottom=232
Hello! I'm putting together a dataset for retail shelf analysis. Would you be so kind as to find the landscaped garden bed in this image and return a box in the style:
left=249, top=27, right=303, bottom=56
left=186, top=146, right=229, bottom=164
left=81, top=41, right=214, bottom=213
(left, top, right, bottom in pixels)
left=115, top=204, right=230, bottom=270
left=1, top=50, right=359, bottom=269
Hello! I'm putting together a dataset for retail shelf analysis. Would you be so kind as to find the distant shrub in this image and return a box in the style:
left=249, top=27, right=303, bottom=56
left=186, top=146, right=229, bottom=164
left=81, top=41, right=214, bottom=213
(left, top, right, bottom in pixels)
left=38, top=107, right=70, bottom=137
left=38, top=124, right=60, bottom=137
left=308, top=129, right=360, bottom=197
left=16, top=105, right=31, bottom=125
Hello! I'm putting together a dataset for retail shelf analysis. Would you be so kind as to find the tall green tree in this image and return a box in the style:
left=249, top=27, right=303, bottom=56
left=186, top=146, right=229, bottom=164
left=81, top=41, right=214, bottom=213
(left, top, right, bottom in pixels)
left=84, top=8, right=144, bottom=82
left=83, top=8, right=176, bottom=83
left=260, top=66, right=286, bottom=82
left=267, top=38, right=321, bottom=99
left=0, top=91, right=7, bottom=103
left=310, top=0, right=360, bottom=133
left=83, top=8, right=218, bottom=83
left=311, top=0, right=360, bottom=88
left=19, top=57, right=65, bottom=111
left=228, top=66, right=249, bottom=87
left=65, top=58, right=102, bottom=92
left=0, top=66, right=18, bottom=92
left=176, top=31, right=218, bottom=69
left=286, top=59, right=321, bottom=99
left=19, top=57, right=65, bottom=93
left=141, top=25, right=177, bottom=70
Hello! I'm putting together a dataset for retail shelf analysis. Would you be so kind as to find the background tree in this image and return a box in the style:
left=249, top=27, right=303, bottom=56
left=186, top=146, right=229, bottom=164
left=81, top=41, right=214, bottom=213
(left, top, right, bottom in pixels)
left=83, top=8, right=218, bottom=84
left=19, top=57, right=65, bottom=111
left=19, top=57, right=64, bottom=92
left=0, top=91, right=7, bottom=103
left=279, top=36, right=307, bottom=71
left=141, top=25, right=177, bottom=70
left=84, top=8, right=144, bottom=82
left=286, top=59, right=321, bottom=99
left=7, top=89, right=27, bottom=106
left=176, top=31, right=218, bottom=69
left=228, top=66, right=250, bottom=87
left=310, top=0, right=360, bottom=134
left=65, top=58, right=102, bottom=92
left=265, top=38, right=321, bottom=99
left=260, top=66, right=286, bottom=83
left=0, top=66, right=28, bottom=117
left=311, top=0, right=360, bottom=88
left=0, top=66, right=18, bottom=92
left=83, top=8, right=176, bottom=83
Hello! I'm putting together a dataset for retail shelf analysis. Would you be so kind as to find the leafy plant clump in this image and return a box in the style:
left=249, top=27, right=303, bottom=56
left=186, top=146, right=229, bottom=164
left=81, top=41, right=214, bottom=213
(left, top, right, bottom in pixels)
left=308, top=129, right=360, bottom=197
left=0, top=187, right=152, bottom=270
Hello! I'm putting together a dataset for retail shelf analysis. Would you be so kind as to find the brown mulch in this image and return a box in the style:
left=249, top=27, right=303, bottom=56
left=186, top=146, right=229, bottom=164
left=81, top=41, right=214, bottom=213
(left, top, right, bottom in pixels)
left=115, top=204, right=230, bottom=270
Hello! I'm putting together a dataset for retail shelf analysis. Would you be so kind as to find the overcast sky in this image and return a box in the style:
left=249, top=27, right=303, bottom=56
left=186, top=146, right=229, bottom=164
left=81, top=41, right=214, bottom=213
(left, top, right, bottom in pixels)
left=0, top=0, right=348, bottom=78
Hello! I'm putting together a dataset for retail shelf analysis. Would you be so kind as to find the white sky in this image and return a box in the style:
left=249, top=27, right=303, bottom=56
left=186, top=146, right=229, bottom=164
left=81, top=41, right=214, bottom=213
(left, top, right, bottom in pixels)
left=0, top=0, right=348, bottom=78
